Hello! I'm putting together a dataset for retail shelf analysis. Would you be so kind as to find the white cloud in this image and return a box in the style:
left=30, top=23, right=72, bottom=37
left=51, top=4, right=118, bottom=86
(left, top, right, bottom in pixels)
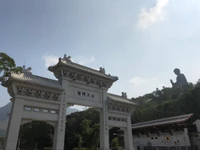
left=69, top=105, right=87, bottom=111
left=137, top=0, right=170, bottom=28
left=43, top=55, right=58, bottom=67
left=130, top=77, right=145, bottom=87
left=128, top=77, right=164, bottom=97
left=43, top=55, right=96, bottom=67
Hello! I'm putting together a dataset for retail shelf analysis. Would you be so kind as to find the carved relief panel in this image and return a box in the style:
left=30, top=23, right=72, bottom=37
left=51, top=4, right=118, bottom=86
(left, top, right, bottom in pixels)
left=16, top=86, right=62, bottom=101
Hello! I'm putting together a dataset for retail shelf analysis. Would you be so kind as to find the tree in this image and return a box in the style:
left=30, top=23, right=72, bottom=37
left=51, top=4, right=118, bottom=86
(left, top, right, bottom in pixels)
left=19, top=121, right=54, bottom=149
left=0, top=52, right=22, bottom=81
left=73, top=133, right=83, bottom=149
left=110, top=137, right=121, bottom=150
left=196, top=79, right=200, bottom=87
left=80, top=119, right=99, bottom=149
left=64, top=108, right=100, bottom=150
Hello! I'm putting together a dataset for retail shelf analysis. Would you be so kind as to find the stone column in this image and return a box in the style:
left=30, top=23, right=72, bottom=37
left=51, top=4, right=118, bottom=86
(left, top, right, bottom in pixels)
left=100, top=90, right=110, bottom=150
left=4, top=98, right=24, bottom=150
left=183, top=128, right=190, bottom=150
left=124, top=115, right=134, bottom=150
left=53, top=93, right=66, bottom=150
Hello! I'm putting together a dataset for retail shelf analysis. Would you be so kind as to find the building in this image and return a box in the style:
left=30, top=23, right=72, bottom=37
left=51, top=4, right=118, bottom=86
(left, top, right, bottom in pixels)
left=132, top=114, right=200, bottom=150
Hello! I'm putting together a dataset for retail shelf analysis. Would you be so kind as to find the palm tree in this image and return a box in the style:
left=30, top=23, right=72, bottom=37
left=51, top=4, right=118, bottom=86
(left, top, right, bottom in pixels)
left=0, top=52, right=22, bottom=81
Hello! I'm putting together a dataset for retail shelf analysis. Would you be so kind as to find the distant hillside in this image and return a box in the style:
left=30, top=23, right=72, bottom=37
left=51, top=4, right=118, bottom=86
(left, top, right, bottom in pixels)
left=131, top=83, right=200, bottom=123
left=0, top=102, right=12, bottom=121
left=0, top=129, right=6, bottom=137
left=0, top=119, right=8, bottom=131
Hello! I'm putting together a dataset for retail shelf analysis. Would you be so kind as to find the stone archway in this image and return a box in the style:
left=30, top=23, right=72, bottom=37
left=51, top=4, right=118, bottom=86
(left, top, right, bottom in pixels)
left=2, top=54, right=137, bottom=150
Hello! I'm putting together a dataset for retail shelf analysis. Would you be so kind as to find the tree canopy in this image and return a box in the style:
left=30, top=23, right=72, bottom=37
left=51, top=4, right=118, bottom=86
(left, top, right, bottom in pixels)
left=131, top=82, right=200, bottom=123
left=0, top=52, right=22, bottom=80
left=19, top=121, right=54, bottom=149
left=65, top=108, right=100, bottom=150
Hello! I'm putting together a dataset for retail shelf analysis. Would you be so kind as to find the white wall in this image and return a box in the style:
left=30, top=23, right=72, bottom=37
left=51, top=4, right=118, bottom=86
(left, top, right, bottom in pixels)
left=133, top=129, right=191, bottom=148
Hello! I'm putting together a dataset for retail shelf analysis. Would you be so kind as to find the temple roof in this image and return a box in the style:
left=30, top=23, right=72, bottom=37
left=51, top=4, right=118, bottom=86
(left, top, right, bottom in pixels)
left=48, top=58, right=118, bottom=82
left=108, top=93, right=137, bottom=106
left=132, top=113, right=193, bottom=129
left=2, top=73, right=63, bottom=90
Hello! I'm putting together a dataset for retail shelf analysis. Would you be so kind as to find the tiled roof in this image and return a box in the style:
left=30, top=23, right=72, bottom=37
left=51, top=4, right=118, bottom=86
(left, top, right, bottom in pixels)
left=2, top=73, right=63, bottom=90
left=132, top=114, right=193, bottom=129
left=48, top=60, right=118, bottom=81
left=108, top=93, right=137, bottom=106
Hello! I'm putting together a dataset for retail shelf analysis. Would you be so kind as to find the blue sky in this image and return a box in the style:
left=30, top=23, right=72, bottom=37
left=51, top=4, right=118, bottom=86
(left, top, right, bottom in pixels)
left=1, top=0, right=200, bottom=109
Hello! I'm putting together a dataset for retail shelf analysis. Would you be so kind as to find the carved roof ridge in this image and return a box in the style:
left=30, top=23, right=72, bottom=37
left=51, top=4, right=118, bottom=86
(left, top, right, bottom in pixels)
left=108, top=93, right=128, bottom=99
left=31, top=74, right=59, bottom=83
left=49, top=60, right=118, bottom=81
left=2, top=73, right=63, bottom=90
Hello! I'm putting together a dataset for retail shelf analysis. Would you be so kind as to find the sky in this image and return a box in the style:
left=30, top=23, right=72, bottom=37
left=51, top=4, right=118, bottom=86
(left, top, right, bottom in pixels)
left=1, top=0, right=200, bottom=110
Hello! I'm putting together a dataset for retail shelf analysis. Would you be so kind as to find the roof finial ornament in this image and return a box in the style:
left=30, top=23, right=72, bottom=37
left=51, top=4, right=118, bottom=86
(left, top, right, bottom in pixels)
left=63, top=54, right=72, bottom=63
left=99, top=67, right=106, bottom=74
left=22, top=65, right=32, bottom=75
left=122, top=92, right=127, bottom=99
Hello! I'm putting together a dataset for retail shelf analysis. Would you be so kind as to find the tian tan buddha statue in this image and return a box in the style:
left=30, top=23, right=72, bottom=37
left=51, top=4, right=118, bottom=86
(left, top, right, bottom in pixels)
left=170, top=68, right=188, bottom=88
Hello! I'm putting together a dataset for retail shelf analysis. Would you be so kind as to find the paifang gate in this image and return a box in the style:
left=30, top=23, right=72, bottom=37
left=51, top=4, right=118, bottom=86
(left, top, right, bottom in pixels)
left=2, top=55, right=137, bottom=150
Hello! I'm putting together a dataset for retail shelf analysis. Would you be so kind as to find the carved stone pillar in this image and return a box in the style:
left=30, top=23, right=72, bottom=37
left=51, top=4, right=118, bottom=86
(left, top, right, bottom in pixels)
left=53, top=92, right=66, bottom=150
left=100, top=90, right=110, bottom=150
left=4, top=98, right=24, bottom=150
left=124, top=115, right=134, bottom=150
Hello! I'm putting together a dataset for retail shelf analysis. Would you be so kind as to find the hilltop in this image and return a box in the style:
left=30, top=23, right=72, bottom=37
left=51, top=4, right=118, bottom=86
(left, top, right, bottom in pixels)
left=131, top=81, right=200, bottom=123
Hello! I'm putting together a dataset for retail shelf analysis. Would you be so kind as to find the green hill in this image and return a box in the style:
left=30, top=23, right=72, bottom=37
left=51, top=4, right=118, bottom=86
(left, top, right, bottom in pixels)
left=131, top=82, right=200, bottom=123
